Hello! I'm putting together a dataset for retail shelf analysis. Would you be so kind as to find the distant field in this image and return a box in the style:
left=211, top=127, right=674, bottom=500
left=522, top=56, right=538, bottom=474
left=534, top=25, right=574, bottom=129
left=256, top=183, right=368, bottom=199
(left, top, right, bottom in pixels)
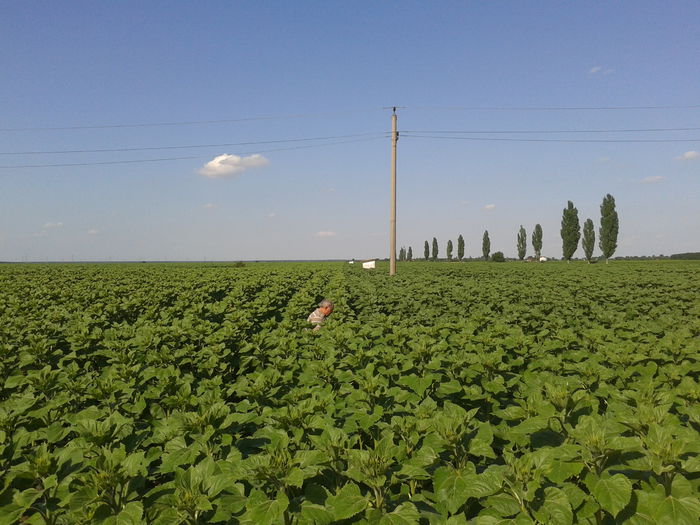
left=1, top=261, right=699, bottom=524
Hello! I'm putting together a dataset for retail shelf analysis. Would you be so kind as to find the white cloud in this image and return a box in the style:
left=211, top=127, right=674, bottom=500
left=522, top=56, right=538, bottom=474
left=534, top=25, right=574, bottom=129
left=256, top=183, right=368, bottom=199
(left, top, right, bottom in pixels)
left=589, top=66, right=602, bottom=74
left=198, top=154, right=269, bottom=178
left=87, top=228, right=99, bottom=235
left=43, top=222, right=63, bottom=229
left=483, top=204, right=496, bottom=211
left=676, top=150, right=699, bottom=161
left=590, top=66, right=614, bottom=75
left=641, top=175, right=665, bottom=184
left=315, top=231, right=337, bottom=238
left=203, top=203, right=217, bottom=209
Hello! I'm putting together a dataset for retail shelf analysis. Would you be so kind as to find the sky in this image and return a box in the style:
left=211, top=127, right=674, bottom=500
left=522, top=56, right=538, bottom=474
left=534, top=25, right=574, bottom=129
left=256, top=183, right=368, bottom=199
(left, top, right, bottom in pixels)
left=1, top=1, right=698, bottom=261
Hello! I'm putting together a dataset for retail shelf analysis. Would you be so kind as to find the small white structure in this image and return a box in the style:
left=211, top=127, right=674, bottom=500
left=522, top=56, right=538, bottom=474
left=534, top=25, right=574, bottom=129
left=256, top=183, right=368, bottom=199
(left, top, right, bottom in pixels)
left=539, top=256, right=548, bottom=262
left=362, top=260, right=376, bottom=269
left=348, top=260, right=354, bottom=264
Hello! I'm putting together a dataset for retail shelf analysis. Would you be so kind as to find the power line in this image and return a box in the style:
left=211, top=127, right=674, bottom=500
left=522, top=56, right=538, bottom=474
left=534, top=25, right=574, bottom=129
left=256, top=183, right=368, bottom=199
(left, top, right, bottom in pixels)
left=0, top=132, right=387, bottom=155
left=401, top=134, right=700, bottom=143
left=409, top=104, right=700, bottom=111
left=3, top=103, right=697, bottom=132
left=6, top=125, right=693, bottom=156
left=0, top=136, right=385, bottom=169
left=239, top=136, right=385, bottom=155
left=0, top=156, right=201, bottom=169
left=0, top=108, right=385, bottom=132
left=401, top=126, right=700, bottom=134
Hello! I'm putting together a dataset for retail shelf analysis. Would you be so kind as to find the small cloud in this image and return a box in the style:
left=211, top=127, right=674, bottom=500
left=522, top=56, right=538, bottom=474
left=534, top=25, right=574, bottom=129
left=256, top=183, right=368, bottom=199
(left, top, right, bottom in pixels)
left=198, top=153, right=269, bottom=178
left=676, top=150, right=699, bottom=161
left=589, top=66, right=602, bottom=74
left=87, top=228, right=99, bottom=235
left=43, top=222, right=63, bottom=229
left=590, top=66, right=614, bottom=75
left=203, top=203, right=217, bottom=209
left=267, top=212, right=277, bottom=218
left=641, top=175, right=665, bottom=184
left=315, top=231, right=337, bottom=238
left=483, top=204, right=496, bottom=211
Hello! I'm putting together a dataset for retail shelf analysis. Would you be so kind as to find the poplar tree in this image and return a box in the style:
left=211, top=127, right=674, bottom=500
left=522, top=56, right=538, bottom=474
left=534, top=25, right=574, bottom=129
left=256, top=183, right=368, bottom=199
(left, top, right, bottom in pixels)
left=482, top=230, right=491, bottom=260
left=446, top=240, right=453, bottom=261
left=399, top=247, right=406, bottom=261
left=561, top=200, right=581, bottom=262
left=582, top=219, right=595, bottom=262
left=599, top=193, right=619, bottom=263
left=517, top=225, right=527, bottom=260
left=432, top=237, right=439, bottom=261
left=407, top=246, right=413, bottom=261
left=532, top=224, right=543, bottom=259
left=424, top=241, right=429, bottom=261
left=457, top=234, right=465, bottom=261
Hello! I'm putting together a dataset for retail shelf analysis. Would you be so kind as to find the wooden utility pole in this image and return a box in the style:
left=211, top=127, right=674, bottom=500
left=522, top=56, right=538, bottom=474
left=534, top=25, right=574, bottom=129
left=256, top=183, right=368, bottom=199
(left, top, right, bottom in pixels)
left=389, top=107, right=398, bottom=276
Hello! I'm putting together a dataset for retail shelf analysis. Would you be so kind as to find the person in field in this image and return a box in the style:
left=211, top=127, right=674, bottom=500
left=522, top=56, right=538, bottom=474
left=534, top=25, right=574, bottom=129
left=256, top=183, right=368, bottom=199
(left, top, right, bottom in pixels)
left=307, top=299, right=334, bottom=330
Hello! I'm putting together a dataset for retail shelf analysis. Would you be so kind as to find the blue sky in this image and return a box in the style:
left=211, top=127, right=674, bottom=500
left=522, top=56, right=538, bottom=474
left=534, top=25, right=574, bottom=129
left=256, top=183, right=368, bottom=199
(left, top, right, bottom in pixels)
left=1, top=1, right=698, bottom=261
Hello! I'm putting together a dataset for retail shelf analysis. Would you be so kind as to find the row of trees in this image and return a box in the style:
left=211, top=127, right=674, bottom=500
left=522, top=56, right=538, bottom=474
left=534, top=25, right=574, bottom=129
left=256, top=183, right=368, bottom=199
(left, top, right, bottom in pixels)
left=397, top=194, right=619, bottom=263
left=560, top=193, right=619, bottom=263
left=399, top=233, right=494, bottom=262
left=407, top=229, right=537, bottom=262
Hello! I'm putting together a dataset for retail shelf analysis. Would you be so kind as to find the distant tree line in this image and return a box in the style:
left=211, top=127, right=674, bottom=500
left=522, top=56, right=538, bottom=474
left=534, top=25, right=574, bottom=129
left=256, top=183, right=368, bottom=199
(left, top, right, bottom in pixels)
left=403, top=194, right=619, bottom=263
left=560, top=194, right=619, bottom=263
left=398, top=246, right=413, bottom=261
left=669, top=252, right=700, bottom=260
left=594, top=253, right=697, bottom=261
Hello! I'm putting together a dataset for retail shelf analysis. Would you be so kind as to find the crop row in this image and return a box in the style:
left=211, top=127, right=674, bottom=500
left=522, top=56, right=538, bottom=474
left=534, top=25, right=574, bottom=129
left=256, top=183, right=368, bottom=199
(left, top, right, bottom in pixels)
left=0, top=262, right=698, bottom=524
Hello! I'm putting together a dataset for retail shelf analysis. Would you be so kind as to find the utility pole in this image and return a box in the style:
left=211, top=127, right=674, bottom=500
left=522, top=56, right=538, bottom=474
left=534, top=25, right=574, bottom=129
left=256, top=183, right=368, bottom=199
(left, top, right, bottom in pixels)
left=389, top=107, right=398, bottom=276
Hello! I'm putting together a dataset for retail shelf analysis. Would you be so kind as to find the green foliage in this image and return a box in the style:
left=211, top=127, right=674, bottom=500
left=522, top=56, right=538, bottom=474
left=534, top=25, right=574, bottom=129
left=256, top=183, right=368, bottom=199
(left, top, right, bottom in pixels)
left=491, top=251, right=506, bottom=262
left=482, top=230, right=491, bottom=260
left=582, top=218, right=595, bottom=262
left=532, top=223, right=543, bottom=258
left=599, top=193, right=619, bottom=262
left=517, top=226, right=527, bottom=260
left=398, top=247, right=406, bottom=262
left=424, top=241, right=429, bottom=261
left=561, top=200, right=581, bottom=261
left=447, top=240, right=453, bottom=261
left=0, top=261, right=698, bottom=523
left=407, top=247, right=413, bottom=262
left=671, top=252, right=700, bottom=260
left=532, top=224, right=542, bottom=259
left=432, top=237, right=439, bottom=261
left=457, top=234, right=465, bottom=261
